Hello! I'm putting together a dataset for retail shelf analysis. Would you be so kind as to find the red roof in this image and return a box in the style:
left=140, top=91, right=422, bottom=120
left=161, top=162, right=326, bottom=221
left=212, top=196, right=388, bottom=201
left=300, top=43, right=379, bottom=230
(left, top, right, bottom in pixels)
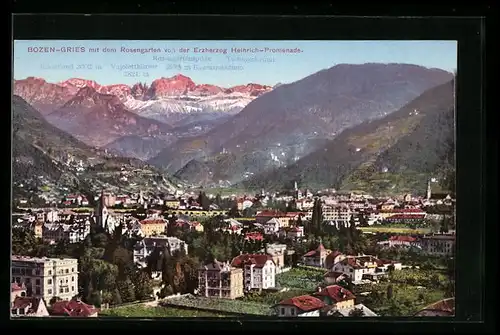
left=380, top=208, right=425, bottom=213
left=375, top=258, right=401, bottom=266
left=278, top=295, right=326, bottom=312
left=314, top=285, right=356, bottom=302
left=303, top=243, right=328, bottom=257
left=256, top=210, right=286, bottom=217
left=51, top=299, right=99, bottom=317
left=231, top=254, right=273, bottom=268
left=12, top=296, right=43, bottom=314
left=139, top=219, right=166, bottom=225
left=245, top=232, right=264, bottom=241
left=340, top=257, right=364, bottom=269
left=11, top=283, right=25, bottom=292
left=284, top=212, right=302, bottom=217
left=386, top=214, right=426, bottom=220
left=325, top=251, right=343, bottom=268
left=389, top=235, right=417, bottom=242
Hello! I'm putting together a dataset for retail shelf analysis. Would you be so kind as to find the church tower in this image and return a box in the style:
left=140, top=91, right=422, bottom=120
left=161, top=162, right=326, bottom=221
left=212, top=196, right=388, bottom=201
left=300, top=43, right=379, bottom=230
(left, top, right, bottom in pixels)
left=95, top=189, right=108, bottom=229
left=138, top=190, right=144, bottom=206
left=426, top=178, right=432, bottom=200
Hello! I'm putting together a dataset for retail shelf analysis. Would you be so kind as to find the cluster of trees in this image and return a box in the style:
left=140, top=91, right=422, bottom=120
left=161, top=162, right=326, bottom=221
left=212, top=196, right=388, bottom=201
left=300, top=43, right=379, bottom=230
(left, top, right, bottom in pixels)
left=12, top=226, right=154, bottom=307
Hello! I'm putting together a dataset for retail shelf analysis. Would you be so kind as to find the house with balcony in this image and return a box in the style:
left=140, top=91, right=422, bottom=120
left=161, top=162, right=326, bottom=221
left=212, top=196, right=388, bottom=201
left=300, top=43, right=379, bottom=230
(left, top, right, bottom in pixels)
left=198, top=259, right=244, bottom=299
left=331, top=255, right=379, bottom=282
left=231, top=254, right=276, bottom=291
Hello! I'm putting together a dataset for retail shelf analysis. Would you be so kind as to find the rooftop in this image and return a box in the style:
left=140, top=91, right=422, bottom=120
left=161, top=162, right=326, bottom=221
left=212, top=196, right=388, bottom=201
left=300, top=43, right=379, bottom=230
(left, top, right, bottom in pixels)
left=277, top=295, right=326, bottom=312
left=11, top=255, right=78, bottom=263
left=314, top=285, right=356, bottom=303
left=414, top=298, right=455, bottom=316
left=231, top=253, right=273, bottom=268
left=51, top=298, right=99, bottom=317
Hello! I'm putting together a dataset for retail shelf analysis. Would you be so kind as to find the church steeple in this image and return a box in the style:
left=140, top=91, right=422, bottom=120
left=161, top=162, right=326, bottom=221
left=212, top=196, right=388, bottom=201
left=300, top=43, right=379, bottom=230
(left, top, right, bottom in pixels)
left=95, top=189, right=108, bottom=229
left=426, top=178, right=432, bottom=200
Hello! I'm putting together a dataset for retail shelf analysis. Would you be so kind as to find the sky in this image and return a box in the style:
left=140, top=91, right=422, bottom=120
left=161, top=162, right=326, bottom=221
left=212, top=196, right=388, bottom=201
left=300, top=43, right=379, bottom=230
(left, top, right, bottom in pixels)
left=13, top=40, right=457, bottom=88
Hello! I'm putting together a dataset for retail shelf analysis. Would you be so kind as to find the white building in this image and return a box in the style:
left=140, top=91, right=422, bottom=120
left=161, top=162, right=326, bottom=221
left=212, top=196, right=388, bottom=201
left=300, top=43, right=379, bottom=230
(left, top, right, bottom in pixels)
left=304, top=204, right=352, bottom=224
left=231, top=254, right=276, bottom=290
left=263, top=218, right=281, bottom=235
left=11, top=256, right=79, bottom=303
left=331, top=255, right=379, bottom=282
left=264, top=243, right=288, bottom=273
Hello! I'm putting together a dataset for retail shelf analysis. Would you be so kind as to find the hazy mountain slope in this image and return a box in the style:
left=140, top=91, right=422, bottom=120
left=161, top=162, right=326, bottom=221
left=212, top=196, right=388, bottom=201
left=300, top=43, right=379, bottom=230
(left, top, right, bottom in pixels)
left=240, top=80, right=455, bottom=194
left=104, top=135, right=170, bottom=161
left=45, top=86, right=175, bottom=148
left=12, top=95, right=178, bottom=193
left=154, top=63, right=453, bottom=184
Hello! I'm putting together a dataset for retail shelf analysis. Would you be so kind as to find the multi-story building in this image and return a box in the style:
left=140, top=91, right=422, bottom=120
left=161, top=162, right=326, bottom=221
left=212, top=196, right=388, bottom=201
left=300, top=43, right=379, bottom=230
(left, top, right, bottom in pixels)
left=133, top=235, right=188, bottom=266
left=231, top=254, right=276, bottom=291
left=265, top=243, right=287, bottom=272
left=420, top=234, right=455, bottom=256
left=11, top=256, right=79, bottom=303
left=331, top=255, right=379, bottom=282
left=255, top=211, right=300, bottom=228
left=198, top=260, right=244, bottom=299
left=139, top=218, right=167, bottom=237
left=322, top=205, right=352, bottom=223
left=304, top=205, right=352, bottom=225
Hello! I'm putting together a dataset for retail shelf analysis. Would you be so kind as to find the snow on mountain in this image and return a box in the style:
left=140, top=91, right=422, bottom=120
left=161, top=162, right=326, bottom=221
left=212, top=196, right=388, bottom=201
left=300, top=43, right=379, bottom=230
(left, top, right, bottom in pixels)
left=123, top=91, right=260, bottom=126
left=14, top=74, right=272, bottom=126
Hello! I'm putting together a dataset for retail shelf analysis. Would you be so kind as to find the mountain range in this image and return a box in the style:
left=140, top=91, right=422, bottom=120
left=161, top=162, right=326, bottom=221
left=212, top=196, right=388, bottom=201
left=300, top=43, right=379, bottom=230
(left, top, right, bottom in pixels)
left=12, top=95, right=178, bottom=198
left=158, top=63, right=453, bottom=186
left=14, top=75, right=272, bottom=160
left=13, top=63, right=454, bottom=194
left=238, top=79, right=456, bottom=195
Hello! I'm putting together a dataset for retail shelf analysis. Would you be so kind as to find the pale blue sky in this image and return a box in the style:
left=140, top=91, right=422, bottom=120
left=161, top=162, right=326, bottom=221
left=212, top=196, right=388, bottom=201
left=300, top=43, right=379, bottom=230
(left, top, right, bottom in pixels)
left=13, top=40, right=457, bottom=87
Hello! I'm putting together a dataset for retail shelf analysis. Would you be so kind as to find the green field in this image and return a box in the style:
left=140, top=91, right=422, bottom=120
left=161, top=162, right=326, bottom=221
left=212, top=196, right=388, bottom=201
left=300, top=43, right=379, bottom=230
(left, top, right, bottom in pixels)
left=276, top=267, right=325, bottom=291
left=99, top=305, right=226, bottom=317
left=352, top=268, right=452, bottom=316
left=359, top=226, right=431, bottom=234
left=355, top=282, right=447, bottom=316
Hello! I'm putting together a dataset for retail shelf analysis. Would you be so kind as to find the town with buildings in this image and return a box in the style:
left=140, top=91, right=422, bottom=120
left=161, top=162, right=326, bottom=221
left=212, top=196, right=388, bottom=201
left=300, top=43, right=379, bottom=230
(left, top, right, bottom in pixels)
left=11, top=179, right=455, bottom=318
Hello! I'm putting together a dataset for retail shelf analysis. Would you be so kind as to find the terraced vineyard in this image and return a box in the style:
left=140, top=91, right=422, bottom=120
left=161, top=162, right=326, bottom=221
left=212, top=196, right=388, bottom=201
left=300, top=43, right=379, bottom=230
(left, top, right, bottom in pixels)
left=100, top=305, right=226, bottom=317
left=276, top=267, right=325, bottom=291
left=162, top=294, right=272, bottom=315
